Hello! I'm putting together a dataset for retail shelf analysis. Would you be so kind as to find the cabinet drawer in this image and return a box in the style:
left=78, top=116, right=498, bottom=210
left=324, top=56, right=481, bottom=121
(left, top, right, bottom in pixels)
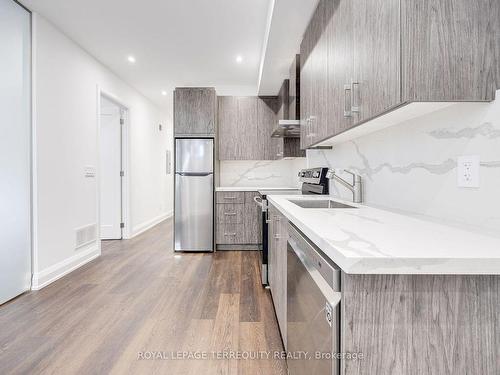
left=216, top=204, right=244, bottom=224
left=216, top=223, right=244, bottom=244
left=216, top=191, right=245, bottom=204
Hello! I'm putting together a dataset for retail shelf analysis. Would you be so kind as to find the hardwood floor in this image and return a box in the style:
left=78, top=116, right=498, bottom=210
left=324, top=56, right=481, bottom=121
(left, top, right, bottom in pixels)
left=0, top=219, right=287, bottom=374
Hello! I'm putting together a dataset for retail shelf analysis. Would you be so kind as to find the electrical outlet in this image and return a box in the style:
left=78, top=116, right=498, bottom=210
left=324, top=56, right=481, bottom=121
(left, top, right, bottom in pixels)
left=457, top=155, right=480, bottom=188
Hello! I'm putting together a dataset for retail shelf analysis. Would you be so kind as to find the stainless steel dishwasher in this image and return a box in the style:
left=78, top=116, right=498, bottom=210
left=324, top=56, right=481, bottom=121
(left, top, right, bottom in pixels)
left=287, top=224, right=341, bottom=375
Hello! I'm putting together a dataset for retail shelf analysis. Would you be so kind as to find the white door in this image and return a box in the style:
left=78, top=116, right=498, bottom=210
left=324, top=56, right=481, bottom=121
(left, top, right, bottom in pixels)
left=99, top=96, right=123, bottom=240
left=0, top=0, right=32, bottom=304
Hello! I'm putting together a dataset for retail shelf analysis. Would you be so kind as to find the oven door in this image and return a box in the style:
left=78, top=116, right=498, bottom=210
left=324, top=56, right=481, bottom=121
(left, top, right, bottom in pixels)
left=254, top=195, right=268, bottom=285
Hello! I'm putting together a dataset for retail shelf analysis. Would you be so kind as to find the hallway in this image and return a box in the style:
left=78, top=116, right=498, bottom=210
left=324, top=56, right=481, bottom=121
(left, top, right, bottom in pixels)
left=0, top=220, right=286, bottom=374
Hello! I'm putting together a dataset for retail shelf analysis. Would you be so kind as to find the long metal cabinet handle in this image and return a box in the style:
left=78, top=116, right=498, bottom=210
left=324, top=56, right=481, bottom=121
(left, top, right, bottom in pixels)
left=224, top=212, right=237, bottom=216
left=343, top=84, right=352, bottom=117
left=351, top=80, right=360, bottom=113
left=224, top=196, right=237, bottom=200
left=309, top=116, right=316, bottom=137
left=224, top=233, right=237, bottom=236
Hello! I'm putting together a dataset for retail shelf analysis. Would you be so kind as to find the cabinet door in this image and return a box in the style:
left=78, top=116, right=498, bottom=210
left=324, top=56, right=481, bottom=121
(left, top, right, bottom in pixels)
left=243, top=192, right=262, bottom=244
left=217, top=96, right=238, bottom=160
left=216, top=222, right=245, bottom=244
left=300, top=20, right=313, bottom=149
left=174, top=88, right=216, bottom=135
left=401, top=0, right=498, bottom=101
left=237, top=97, right=259, bottom=159
left=327, top=0, right=354, bottom=136
left=218, top=97, right=259, bottom=160
left=277, top=214, right=288, bottom=349
left=257, top=97, right=282, bottom=160
left=352, top=0, right=400, bottom=122
left=310, top=0, right=329, bottom=144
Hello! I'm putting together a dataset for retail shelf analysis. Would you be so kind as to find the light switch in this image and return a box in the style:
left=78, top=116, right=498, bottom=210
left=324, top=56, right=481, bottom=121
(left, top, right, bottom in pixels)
left=84, top=166, right=96, bottom=178
left=457, top=155, right=479, bottom=188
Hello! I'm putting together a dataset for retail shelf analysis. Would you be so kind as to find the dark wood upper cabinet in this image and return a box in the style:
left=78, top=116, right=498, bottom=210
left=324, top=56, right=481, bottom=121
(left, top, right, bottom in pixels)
left=352, top=0, right=401, bottom=123
left=300, top=0, right=499, bottom=148
left=218, top=96, right=283, bottom=160
left=257, top=96, right=282, bottom=160
left=327, top=0, right=354, bottom=136
left=289, top=55, right=300, bottom=121
left=174, top=87, right=216, bottom=136
left=401, top=0, right=498, bottom=101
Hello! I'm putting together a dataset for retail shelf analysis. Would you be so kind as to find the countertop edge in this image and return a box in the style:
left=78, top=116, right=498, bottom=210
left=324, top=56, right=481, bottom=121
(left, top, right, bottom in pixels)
left=267, top=196, right=500, bottom=275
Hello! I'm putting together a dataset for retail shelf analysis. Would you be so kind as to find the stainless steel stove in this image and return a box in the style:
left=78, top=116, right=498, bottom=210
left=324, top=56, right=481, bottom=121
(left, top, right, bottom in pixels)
left=254, top=167, right=330, bottom=285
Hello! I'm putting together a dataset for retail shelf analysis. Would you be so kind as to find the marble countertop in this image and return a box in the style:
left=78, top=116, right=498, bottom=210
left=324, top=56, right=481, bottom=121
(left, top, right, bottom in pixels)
left=268, top=195, right=500, bottom=275
left=216, top=186, right=298, bottom=192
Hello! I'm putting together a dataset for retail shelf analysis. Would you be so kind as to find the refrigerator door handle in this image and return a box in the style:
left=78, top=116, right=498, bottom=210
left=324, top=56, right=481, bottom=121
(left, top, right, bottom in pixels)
left=176, top=172, right=213, bottom=177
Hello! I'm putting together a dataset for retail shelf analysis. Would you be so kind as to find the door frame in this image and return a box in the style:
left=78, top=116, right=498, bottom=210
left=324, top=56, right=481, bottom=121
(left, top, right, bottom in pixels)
left=96, top=86, right=131, bottom=240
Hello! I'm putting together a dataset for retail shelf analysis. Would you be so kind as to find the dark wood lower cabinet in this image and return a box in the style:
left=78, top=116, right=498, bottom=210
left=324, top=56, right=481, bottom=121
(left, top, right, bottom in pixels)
left=265, top=209, right=499, bottom=374
left=341, top=273, right=499, bottom=374
left=216, top=191, right=262, bottom=247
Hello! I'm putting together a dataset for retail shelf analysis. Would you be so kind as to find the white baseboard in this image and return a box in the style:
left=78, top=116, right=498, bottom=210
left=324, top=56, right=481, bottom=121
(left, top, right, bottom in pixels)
left=130, top=211, right=173, bottom=238
left=31, top=244, right=100, bottom=290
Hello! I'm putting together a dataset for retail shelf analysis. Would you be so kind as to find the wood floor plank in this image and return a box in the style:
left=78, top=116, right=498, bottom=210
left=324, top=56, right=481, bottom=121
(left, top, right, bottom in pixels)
left=0, top=219, right=286, bottom=374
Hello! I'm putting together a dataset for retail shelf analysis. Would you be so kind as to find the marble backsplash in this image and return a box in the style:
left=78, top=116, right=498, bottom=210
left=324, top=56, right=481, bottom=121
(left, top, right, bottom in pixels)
left=219, top=158, right=307, bottom=188
left=307, top=93, right=500, bottom=234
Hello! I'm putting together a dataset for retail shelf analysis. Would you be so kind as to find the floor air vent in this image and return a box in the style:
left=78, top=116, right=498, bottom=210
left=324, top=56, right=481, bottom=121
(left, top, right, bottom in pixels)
left=75, top=224, right=97, bottom=249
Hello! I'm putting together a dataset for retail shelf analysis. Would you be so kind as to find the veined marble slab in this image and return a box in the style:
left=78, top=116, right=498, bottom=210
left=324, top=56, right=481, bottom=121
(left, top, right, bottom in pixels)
left=268, top=195, right=500, bottom=275
left=216, top=186, right=298, bottom=192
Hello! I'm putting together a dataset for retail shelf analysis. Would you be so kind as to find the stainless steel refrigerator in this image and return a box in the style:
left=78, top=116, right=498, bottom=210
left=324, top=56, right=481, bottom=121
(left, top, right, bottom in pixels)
left=174, top=138, right=214, bottom=252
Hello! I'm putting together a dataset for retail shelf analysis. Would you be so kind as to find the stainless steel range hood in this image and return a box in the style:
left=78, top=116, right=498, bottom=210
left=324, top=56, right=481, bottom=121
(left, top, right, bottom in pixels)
left=271, top=119, right=301, bottom=138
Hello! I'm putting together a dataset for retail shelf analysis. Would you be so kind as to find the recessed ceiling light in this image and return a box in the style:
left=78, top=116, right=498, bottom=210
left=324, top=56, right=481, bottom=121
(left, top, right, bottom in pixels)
left=127, top=55, right=136, bottom=64
left=161, top=90, right=167, bottom=96
left=236, top=55, right=243, bottom=63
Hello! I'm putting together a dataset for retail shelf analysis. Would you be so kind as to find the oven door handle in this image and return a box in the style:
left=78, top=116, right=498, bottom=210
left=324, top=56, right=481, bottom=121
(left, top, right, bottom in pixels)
left=254, top=196, right=268, bottom=213
left=253, top=196, right=263, bottom=207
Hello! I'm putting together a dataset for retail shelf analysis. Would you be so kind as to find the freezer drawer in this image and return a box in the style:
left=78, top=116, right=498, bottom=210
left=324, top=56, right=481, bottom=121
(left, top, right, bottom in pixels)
left=175, top=138, right=213, bottom=173
left=174, top=173, right=214, bottom=251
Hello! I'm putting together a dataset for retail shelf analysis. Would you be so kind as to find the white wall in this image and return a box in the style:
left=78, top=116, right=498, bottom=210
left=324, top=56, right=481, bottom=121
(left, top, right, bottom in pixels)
left=219, top=158, right=306, bottom=188
left=32, top=14, right=173, bottom=289
left=307, top=94, right=500, bottom=234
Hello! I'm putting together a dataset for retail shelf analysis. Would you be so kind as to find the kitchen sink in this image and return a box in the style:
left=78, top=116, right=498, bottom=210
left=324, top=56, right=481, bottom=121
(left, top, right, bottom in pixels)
left=288, top=199, right=357, bottom=209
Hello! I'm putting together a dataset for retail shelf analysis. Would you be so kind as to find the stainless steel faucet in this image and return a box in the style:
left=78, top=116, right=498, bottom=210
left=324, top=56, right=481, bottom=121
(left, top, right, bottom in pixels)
left=326, top=169, right=363, bottom=203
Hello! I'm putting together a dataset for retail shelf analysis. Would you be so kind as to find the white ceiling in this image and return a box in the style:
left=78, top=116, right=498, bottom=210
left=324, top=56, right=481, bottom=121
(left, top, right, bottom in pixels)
left=21, top=0, right=318, bottom=110
left=258, top=0, right=319, bottom=95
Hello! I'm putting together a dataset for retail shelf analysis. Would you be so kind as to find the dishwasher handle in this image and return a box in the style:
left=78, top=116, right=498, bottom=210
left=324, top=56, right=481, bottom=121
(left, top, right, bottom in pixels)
left=287, top=237, right=341, bottom=308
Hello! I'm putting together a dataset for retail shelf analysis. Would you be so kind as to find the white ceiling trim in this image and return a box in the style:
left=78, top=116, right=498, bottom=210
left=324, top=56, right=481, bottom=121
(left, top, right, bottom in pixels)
left=257, top=0, right=276, bottom=94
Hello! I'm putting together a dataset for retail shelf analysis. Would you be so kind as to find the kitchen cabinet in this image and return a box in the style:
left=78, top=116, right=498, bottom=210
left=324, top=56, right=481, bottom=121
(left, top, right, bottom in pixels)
left=401, top=0, right=498, bottom=101
left=216, top=191, right=262, bottom=247
left=218, top=96, right=257, bottom=160
left=327, top=0, right=354, bottom=135
left=174, top=87, right=216, bottom=136
left=300, top=0, right=329, bottom=148
left=268, top=203, right=287, bottom=348
left=278, top=78, right=305, bottom=158
left=352, top=0, right=400, bottom=123
left=300, top=0, right=498, bottom=148
left=258, top=97, right=283, bottom=160
left=243, top=192, right=262, bottom=244
left=218, top=97, right=282, bottom=160
left=341, top=273, right=499, bottom=374
left=289, top=55, right=300, bottom=121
